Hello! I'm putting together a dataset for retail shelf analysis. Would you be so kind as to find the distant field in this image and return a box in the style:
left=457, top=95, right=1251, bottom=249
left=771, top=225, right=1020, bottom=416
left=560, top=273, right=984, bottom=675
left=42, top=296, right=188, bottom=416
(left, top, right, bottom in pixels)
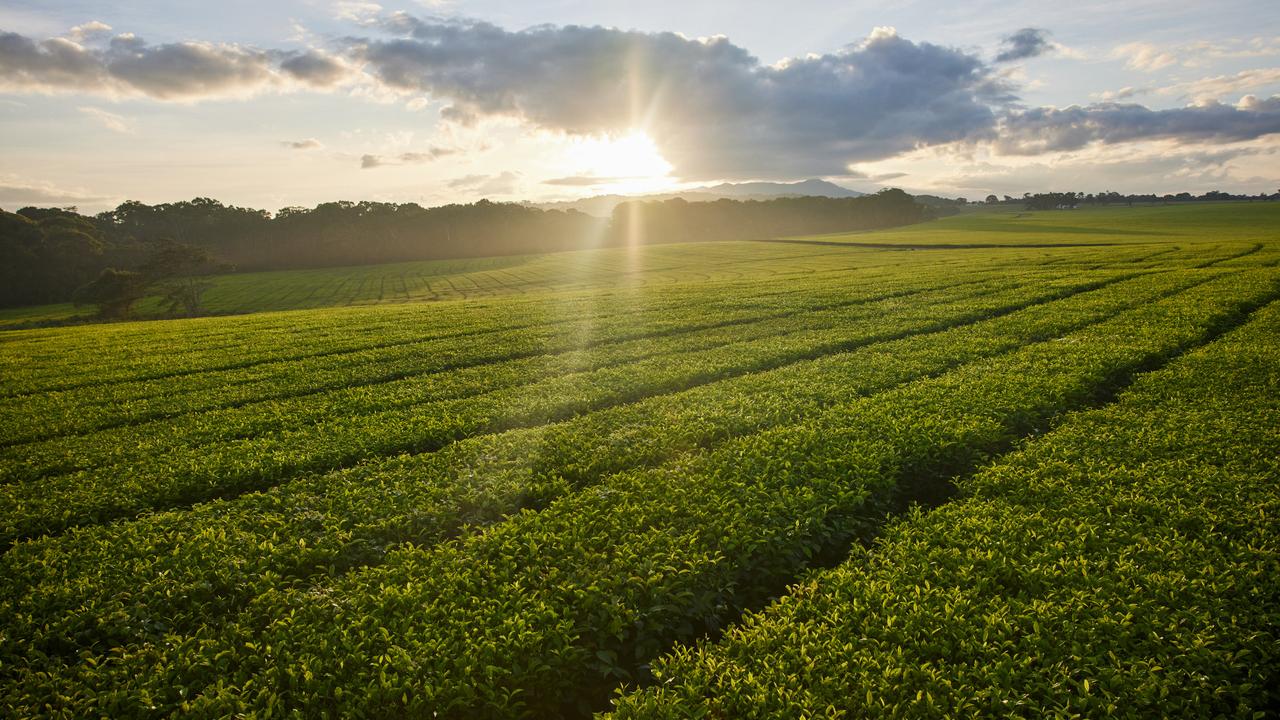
left=792, top=201, right=1280, bottom=248
left=1, top=203, right=1277, bottom=717
left=5, top=202, right=1276, bottom=330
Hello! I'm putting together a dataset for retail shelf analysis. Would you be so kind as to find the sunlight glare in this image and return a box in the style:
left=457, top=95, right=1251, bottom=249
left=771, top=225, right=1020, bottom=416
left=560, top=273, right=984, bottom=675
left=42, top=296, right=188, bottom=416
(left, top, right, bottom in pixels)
left=564, top=131, right=676, bottom=193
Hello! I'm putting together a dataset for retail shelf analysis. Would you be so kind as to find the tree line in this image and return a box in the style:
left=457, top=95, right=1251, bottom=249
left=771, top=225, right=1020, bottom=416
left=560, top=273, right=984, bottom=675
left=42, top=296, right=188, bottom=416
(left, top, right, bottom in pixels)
left=0, top=190, right=930, bottom=313
left=982, top=189, right=1280, bottom=209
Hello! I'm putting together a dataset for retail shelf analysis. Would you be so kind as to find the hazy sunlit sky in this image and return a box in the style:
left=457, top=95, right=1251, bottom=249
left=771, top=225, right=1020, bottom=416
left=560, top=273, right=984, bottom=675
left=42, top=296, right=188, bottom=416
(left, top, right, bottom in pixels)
left=1, top=0, right=1278, bottom=212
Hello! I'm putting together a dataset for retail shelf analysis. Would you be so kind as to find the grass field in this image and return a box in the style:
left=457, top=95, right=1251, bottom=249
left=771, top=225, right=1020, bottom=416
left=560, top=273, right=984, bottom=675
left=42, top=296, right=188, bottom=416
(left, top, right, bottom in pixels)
left=0, top=204, right=1277, bottom=717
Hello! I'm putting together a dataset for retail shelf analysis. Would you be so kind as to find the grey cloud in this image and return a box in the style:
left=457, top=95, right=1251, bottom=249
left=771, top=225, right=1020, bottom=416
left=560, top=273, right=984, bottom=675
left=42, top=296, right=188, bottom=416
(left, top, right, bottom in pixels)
left=0, top=29, right=349, bottom=100
left=996, top=96, right=1280, bottom=155
left=282, top=138, right=324, bottom=149
left=279, top=49, right=349, bottom=86
left=995, top=28, right=1052, bottom=63
left=353, top=20, right=1009, bottom=179
left=871, top=172, right=909, bottom=181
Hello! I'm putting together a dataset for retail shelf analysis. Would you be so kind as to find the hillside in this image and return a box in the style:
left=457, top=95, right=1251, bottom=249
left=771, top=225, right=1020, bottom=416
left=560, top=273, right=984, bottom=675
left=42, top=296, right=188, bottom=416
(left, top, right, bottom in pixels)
left=533, top=178, right=867, bottom=216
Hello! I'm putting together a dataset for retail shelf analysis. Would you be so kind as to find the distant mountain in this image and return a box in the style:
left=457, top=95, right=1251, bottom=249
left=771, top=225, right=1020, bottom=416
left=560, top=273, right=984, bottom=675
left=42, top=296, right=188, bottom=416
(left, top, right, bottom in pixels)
left=701, top=179, right=866, bottom=199
left=534, top=179, right=867, bottom=216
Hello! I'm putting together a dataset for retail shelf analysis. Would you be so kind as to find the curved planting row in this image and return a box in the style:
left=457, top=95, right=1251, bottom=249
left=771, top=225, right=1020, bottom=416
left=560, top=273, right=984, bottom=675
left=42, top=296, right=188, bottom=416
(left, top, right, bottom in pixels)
left=0, top=269, right=890, bottom=410
left=0, top=272, right=1015, bottom=472
left=610, top=299, right=1280, bottom=719
left=0, top=270, right=1200, bottom=676
left=0, top=263, right=874, bottom=397
left=0, top=273, right=1107, bottom=544
left=8, top=269, right=1272, bottom=718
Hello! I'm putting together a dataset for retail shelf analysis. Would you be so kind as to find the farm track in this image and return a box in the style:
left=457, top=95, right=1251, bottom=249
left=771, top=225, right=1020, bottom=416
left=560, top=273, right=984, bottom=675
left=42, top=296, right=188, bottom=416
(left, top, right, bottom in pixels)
left=11, top=269, right=1272, bottom=718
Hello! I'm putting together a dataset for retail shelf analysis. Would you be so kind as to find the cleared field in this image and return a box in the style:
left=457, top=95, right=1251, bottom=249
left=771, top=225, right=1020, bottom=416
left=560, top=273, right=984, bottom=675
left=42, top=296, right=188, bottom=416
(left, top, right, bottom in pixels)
left=0, top=205, right=1277, bottom=718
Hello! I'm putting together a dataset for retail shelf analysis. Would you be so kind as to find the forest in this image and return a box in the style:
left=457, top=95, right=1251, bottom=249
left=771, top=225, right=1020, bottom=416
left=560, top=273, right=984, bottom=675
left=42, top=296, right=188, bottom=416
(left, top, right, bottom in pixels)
left=0, top=190, right=929, bottom=309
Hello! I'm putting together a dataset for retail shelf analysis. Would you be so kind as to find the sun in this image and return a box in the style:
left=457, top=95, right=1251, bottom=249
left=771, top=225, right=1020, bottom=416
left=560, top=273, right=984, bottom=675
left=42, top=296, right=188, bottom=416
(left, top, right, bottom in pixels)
left=563, top=130, right=676, bottom=193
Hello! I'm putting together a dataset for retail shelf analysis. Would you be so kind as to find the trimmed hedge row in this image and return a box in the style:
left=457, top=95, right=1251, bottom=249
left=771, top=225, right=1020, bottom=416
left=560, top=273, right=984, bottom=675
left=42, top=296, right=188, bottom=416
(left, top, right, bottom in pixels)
left=8, top=269, right=1270, bottom=718
left=610, top=298, right=1280, bottom=719
left=0, top=273, right=1096, bottom=544
left=0, top=271, right=1196, bottom=676
left=0, top=267, right=953, bottom=444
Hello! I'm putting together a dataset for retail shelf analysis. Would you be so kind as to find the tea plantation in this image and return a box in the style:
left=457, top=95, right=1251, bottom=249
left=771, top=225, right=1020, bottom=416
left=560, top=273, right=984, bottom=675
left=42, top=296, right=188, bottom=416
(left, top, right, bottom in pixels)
left=1, top=204, right=1277, bottom=717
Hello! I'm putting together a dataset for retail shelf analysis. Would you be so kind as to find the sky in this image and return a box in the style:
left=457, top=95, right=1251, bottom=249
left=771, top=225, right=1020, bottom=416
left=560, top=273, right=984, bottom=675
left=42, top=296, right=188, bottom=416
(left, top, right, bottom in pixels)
left=1, top=0, right=1278, bottom=213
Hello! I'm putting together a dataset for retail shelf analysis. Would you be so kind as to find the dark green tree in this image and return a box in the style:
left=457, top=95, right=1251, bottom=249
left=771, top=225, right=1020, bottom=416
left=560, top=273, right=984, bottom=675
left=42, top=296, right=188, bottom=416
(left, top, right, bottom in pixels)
left=72, top=268, right=147, bottom=319
left=140, top=239, right=220, bottom=317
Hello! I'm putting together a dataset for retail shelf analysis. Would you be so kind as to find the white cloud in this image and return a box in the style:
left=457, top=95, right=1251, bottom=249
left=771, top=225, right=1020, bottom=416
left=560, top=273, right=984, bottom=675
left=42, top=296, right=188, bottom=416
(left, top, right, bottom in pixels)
left=1112, top=36, right=1280, bottom=72
left=1163, top=68, right=1280, bottom=102
left=77, top=106, right=132, bottom=133
left=448, top=170, right=520, bottom=195
left=0, top=175, right=113, bottom=209
left=67, top=21, right=111, bottom=43
left=1112, top=41, right=1178, bottom=72
left=332, top=1, right=383, bottom=24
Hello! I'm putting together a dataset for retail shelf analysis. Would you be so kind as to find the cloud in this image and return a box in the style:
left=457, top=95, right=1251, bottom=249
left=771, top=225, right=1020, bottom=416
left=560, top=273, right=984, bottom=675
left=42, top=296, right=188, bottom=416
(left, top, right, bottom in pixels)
left=0, top=29, right=352, bottom=100
left=938, top=143, right=1274, bottom=196
left=845, top=167, right=909, bottom=182
left=279, top=49, right=351, bottom=87
left=995, top=96, right=1280, bottom=155
left=6, top=17, right=1275, bottom=181
left=1092, top=86, right=1151, bottom=102
left=0, top=177, right=111, bottom=208
left=1112, top=41, right=1179, bottom=72
left=360, top=146, right=458, bottom=168
left=543, top=175, right=639, bottom=186
left=282, top=138, right=324, bottom=149
left=332, top=1, right=384, bottom=24
left=67, top=21, right=111, bottom=42
left=352, top=20, right=1010, bottom=179
left=447, top=171, right=519, bottom=194
left=995, top=28, right=1052, bottom=63
left=1110, top=36, right=1280, bottom=74
left=1164, top=68, right=1280, bottom=102
left=78, top=105, right=132, bottom=132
